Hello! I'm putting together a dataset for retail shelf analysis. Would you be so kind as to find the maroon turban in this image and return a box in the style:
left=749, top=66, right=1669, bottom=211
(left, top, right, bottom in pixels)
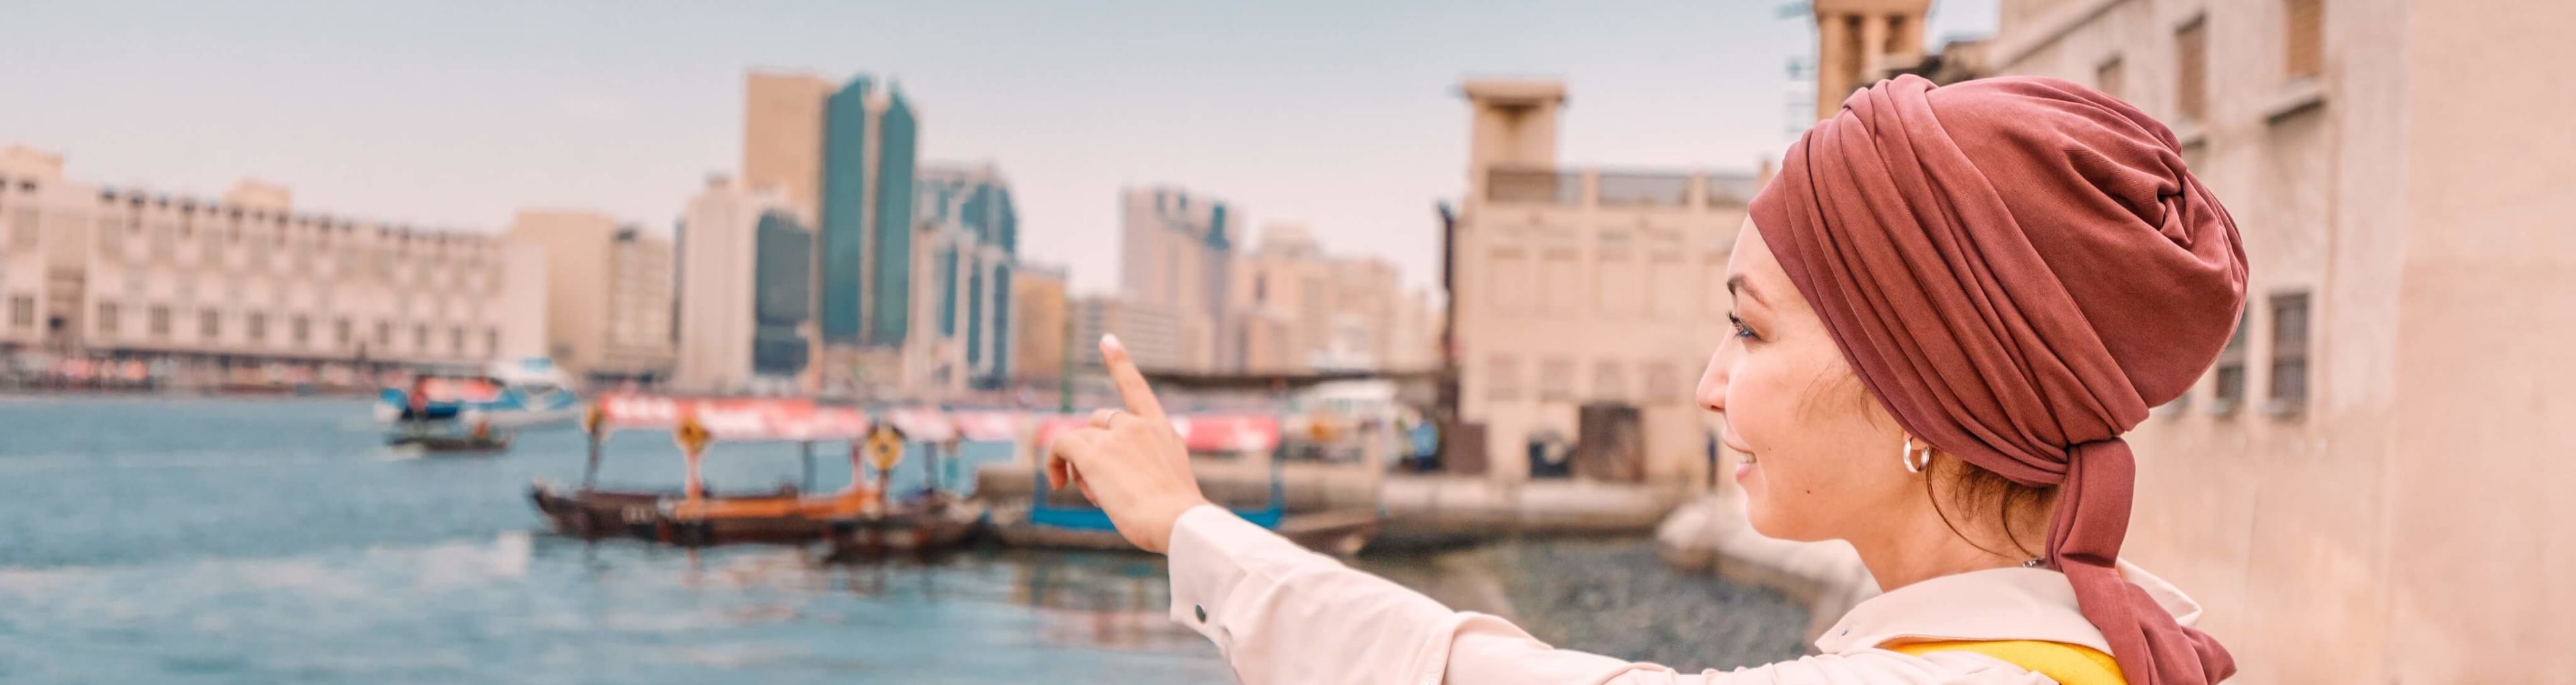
left=1750, top=75, right=2243, bottom=684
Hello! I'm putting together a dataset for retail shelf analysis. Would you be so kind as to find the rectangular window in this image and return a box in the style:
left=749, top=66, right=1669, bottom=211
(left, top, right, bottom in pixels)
left=1542, top=251, right=1584, bottom=315
left=2176, top=17, right=2210, bottom=123
left=2096, top=56, right=2126, bottom=101
left=1645, top=361, right=1687, bottom=403
left=2267, top=292, right=2311, bottom=416
left=1596, top=231, right=1641, bottom=315
left=1592, top=360, right=1628, bottom=402
left=450, top=327, right=465, bottom=354
left=335, top=318, right=352, bottom=347
left=2210, top=309, right=2250, bottom=415
left=376, top=320, right=392, bottom=347
left=9, top=209, right=36, bottom=249
left=292, top=316, right=311, bottom=346
left=149, top=305, right=170, bottom=338
left=486, top=328, right=500, bottom=356
left=247, top=313, right=268, bottom=342
left=1486, top=356, right=1521, bottom=401
left=1490, top=248, right=1533, bottom=314
left=413, top=324, right=429, bottom=351
left=199, top=310, right=220, bottom=339
left=10, top=295, right=34, bottom=329
left=1539, top=358, right=1576, bottom=402
left=2285, top=0, right=2324, bottom=80
left=95, top=301, right=118, bottom=337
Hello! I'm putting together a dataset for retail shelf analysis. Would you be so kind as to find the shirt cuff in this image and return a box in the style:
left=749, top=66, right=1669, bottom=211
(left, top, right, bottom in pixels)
left=1166, top=504, right=1298, bottom=651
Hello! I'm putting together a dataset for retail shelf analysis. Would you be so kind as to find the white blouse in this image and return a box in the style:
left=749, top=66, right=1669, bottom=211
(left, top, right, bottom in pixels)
left=1163, top=505, right=2208, bottom=684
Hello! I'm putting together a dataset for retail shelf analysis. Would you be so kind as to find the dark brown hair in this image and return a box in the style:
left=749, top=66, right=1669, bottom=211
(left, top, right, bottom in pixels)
left=1927, top=455, right=2057, bottom=560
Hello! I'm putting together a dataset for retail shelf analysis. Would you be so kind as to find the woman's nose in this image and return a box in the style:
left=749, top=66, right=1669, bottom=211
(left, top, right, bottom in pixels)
left=1695, top=344, right=1731, bottom=414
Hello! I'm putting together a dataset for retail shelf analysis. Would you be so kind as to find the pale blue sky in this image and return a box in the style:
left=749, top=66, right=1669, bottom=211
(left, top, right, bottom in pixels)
left=0, top=1, right=1993, bottom=295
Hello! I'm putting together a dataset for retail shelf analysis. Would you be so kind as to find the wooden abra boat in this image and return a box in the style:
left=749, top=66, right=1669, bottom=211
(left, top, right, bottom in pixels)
left=529, top=395, right=982, bottom=550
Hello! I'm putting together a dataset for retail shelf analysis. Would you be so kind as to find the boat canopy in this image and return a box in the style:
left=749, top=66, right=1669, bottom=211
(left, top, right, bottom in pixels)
left=1032, top=413, right=1282, bottom=454
left=586, top=394, right=870, bottom=443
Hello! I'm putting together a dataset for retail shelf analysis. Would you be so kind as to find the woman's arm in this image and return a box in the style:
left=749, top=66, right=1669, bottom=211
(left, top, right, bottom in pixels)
left=1042, top=338, right=1959, bottom=684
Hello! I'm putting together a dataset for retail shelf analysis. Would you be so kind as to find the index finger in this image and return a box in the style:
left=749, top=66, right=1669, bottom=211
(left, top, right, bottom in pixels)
left=1099, top=334, right=1167, bottom=422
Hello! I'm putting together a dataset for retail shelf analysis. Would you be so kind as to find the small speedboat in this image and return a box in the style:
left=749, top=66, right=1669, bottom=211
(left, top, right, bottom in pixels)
left=994, top=414, right=1381, bottom=557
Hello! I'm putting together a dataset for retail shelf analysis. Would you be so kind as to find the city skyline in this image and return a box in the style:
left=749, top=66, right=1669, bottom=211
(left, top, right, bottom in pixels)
left=0, top=1, right=1998, bottom=296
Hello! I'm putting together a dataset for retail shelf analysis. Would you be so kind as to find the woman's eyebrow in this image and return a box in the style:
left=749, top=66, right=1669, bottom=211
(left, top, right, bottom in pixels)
left=1725, top=274, right=1768, bottom=307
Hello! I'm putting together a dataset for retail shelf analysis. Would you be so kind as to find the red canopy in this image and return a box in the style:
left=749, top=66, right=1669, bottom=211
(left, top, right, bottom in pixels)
left=588, top=394, right=869, bottom=442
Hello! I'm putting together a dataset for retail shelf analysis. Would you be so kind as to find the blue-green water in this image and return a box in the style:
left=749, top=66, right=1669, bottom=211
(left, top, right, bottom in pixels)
left=0, top=397, right=1810, bottom=684
left=0, top=397, right=1230, bottom=684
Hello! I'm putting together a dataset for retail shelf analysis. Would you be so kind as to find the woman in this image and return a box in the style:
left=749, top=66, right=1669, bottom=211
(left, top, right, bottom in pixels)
left=1048, top=75, right=2241, bottom=684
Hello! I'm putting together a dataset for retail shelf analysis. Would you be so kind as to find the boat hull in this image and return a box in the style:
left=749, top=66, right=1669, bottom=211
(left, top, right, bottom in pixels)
left=529, top=483, right=985, bottom=551
left=995, top=507, right=1381, bottom=557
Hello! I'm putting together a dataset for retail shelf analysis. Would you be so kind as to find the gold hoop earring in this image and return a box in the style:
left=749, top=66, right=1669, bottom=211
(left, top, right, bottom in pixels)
left=1900, top=436, right=1932, bottom=474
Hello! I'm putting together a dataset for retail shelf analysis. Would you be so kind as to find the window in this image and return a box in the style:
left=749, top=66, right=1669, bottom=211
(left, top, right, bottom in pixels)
left=2285, top=0, right=2323, bottom=80
left=1539, top=358, right=1576, bottom=402
left=1597, top=231, right=1642, bottom=315
left=485, top=327, right=500, bottom=355
left=2096, top=56, right=2127, bottom=101
left=2266, top=293, right=2311, bottom=416
left=2176, top=17, right=2209, bottom=123
left=1542, top=250, right=1584, bottom=315
left=9, top=209, right=36, bottom=249
left=1485, top=356, right=1521, bottom=401
left=1592, top=360, right=1628, bottom=402
left=2210, top=309, right=2249, bottom=415
left=149, top=305, right=170, bottom=338
left=9, top=295, right=33, bottom=329
left=95, top=302, right=118, bottom=337
left=292, top=316, right=311, bottom=346
left=376, top=320, right=392, bottom=346
left=247, top=313, right=268, bottom=342
left=1490, top=248, right=1533, bottom=314
left=449, top=327, right=464, bottom=354
left=335, top=318, right=352, bottom=347
left=413, top=324, right=429, bottom=351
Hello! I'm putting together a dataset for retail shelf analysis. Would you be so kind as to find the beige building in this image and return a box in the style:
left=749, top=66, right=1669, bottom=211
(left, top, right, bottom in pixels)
left=1807, top=0, right=1935, bottom=121
left=0, top=145, right=545, bottom=382
left=1012, top=263, right=1069, bottom=384
left=741, top=71, right=835, bottom=221
left=670, top=175, right=812, bottom=394
left=1120, top=186, right=1236, bottom=372
left=503, top=210, right=674, bottom=382
left=1829, top=1, right=2576, bottom=681
left=1448, top=81, right=1757, bottom=486
left=1230, top=223, right=1432, bottom=372
left=1069, top=295, right=1183, bottom=372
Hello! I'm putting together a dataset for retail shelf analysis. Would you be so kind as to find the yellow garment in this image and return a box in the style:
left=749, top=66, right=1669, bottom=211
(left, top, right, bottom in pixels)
left=1887, top=640, right=2127, bottom=685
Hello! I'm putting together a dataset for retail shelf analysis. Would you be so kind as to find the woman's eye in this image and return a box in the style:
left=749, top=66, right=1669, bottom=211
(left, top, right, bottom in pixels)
left=1727, top=313, right=1759, bottom=341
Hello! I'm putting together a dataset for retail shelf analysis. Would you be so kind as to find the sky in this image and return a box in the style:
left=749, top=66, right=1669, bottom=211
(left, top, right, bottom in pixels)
left=0, top=1, right=1994, bottom=296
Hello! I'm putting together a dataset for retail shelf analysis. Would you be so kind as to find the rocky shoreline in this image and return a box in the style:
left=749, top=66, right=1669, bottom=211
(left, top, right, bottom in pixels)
left=1360, top=535, right=1812, bottom=674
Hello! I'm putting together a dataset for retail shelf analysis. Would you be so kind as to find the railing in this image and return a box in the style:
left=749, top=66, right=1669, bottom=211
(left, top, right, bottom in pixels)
left=1485, top=168, right=1766, bottom=209
left=1597, top=173, right=1692, bottom=207
left=1486, top=168, right=1582, bottom=205
left=1704, top=174, right=1762, bottom=207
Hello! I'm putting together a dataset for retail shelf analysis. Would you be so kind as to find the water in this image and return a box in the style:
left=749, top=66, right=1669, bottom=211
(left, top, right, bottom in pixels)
left=0, top=397, right=1807, bottom=684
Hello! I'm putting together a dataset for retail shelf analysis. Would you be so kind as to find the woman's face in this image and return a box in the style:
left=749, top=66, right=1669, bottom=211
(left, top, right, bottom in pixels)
left=1698, top=218, right=1915, bottom=542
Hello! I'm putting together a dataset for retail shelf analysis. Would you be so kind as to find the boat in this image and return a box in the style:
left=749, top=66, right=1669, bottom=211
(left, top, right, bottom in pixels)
left=994, top=413, right=1382, bottom=556
left=527, top=394, right=981, bottom=551
left=373, top=358, right=581, bottom=429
